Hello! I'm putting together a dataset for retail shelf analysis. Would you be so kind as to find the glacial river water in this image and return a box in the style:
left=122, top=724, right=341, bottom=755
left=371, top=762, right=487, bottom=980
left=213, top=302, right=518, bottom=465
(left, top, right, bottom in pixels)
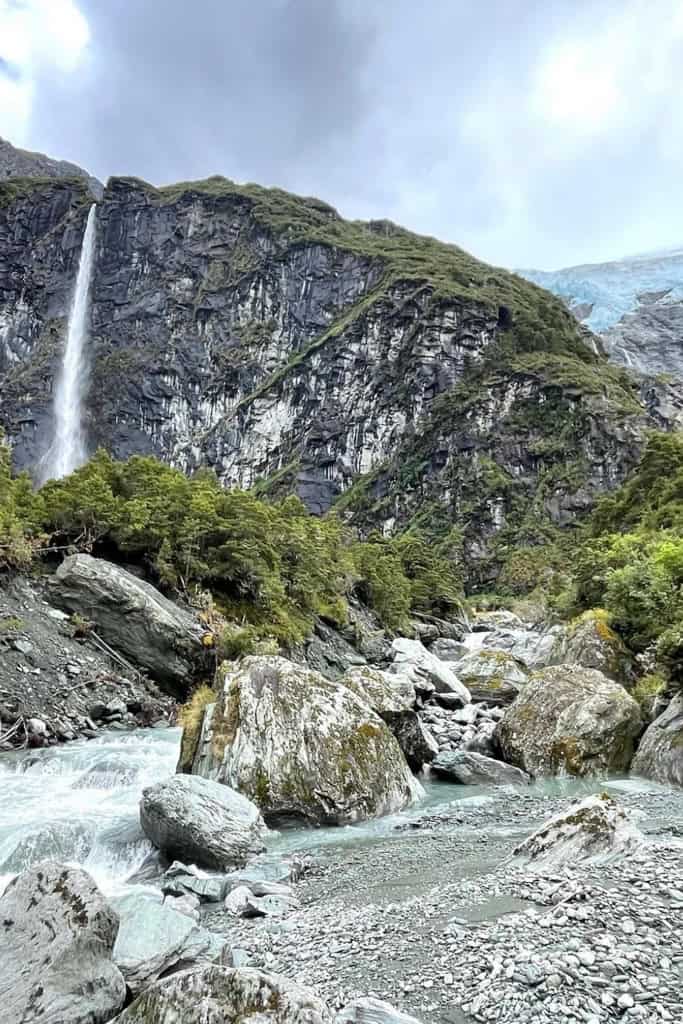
left=1, top=725, right=668, bottom=902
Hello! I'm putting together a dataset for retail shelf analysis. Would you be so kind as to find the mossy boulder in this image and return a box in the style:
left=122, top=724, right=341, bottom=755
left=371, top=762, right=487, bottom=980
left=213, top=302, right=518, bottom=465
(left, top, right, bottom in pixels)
left=112, top=965, right=333, bottom=1023
left=496, top=664, right=642, bottom=777
left=193, top=656, right=424, bottom=825
left=342, top=666, right=438, bottom=771
left=513, top=793, right=643, bottom=868
left=549, top=610, right=633, bottom=684
left=454, top=649, right=529, bottom=705
left=631, top=693, right=683, bottom=787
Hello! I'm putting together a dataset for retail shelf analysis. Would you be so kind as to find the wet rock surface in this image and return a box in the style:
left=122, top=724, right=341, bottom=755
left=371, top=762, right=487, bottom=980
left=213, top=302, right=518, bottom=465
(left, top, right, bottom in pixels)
left=632, top=693, right=683, bottom=788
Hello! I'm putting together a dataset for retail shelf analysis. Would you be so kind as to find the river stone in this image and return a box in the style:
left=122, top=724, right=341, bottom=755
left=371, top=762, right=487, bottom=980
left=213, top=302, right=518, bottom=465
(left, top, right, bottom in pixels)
left=342, top=666, right=438, bottom=770
left=194, top=656, right=424, bottom=825
left=429, top=638, right=467, bottom=662
left=430, top=750, right=531, bottom=786
left=162, top=861, right=228, bottom=903
left=113, top=892, right=222, bottom=995
left=336, top=997, right=424, bottom=1023
left=453, top=649, right=529, bottom=705
left=631, top=692, right=683, bottom=787
left=548, top=611, right=632, bottom=682
left=51, top=553, right=210, bottom=695
left=513, top=793, right=643, bottom=869
left=389, top=638, right=471, bottom=703
left=495, top=664, right=642, bottom=776
left=111, top=965, right=333, bottom=1023
left=0, top=860, right=126, bottom=1024
left=140, top=774, right=267, bottom=870
left=471, top=610, right=524, bottom=632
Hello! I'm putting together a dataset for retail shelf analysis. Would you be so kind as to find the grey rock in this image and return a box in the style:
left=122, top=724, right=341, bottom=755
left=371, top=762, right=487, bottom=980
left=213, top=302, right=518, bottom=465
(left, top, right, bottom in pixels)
left=430, top=750, right=531, bottom=786
left=453, top=648, right=529, bottom=705
left=496, top=664, right=642, bottom=776
left=51, top=554, right=210, bottom=695
left=514, top=793, right=643, bottom=868
left=471, top=610, right=524, bottom=632
left=631, top=693, right=683, bottom=787
left=336, top=997, right=424, bottom=1023
left=192, top=656, right=424, bottom=825
left=429, top=638, right=467, bottom=662
left=162, top=862, right=228, bottom=903
left=342, top=665, right=438, bottom=770
left=0, top=860, right=125, bottom=1024
left=113, top=893, right=221, bottom=994
left=140, top=774, right=267, bottom=871
left=112, top=965, right=333, bottom=1022
left=163, top=893, right=201, bottom=920
left=547, top=611, right=632, bottom=682
left=390, top=638, right=470, bottom=702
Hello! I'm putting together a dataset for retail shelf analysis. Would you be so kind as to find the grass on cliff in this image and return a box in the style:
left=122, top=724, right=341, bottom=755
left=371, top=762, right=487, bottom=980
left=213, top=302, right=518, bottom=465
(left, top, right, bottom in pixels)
left=0, top=175, right=89, bottom=210
left=111, top=174, right=588, bottom=361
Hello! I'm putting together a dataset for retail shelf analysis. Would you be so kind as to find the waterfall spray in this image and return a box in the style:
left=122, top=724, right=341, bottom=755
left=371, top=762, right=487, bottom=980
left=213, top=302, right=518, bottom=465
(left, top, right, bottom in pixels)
left=41, top=203, right=97, bottom=482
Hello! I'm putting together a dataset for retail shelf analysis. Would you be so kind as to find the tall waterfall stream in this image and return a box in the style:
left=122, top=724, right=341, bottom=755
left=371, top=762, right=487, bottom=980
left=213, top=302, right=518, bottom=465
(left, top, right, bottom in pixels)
left=40, top=202, right=97, bottom=483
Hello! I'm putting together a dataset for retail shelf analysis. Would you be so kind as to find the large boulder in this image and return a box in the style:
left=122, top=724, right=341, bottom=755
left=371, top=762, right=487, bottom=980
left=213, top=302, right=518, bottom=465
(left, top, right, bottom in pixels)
left=548, top=611, right=632, bottom=683
left=631, top=693, right=683, bottom=787
left=468, top=626, right=562, bottom=670
left=193, top=656, right=424, bottom=825
left=496, top=665, right=642, bottom=777
left=337, top=998, right=424, bottom=1023
left=342, top=666, right=438, bottom=770
left=140, top=774, right=267, bottom=871
left=430, top=750, right=530, bottom=786
left=453, top=649, right=529, bottom=705
left=0, top=861, right=126, bottom=1024
left=514, top=794, right=643, bottom=869
left=113, top=893, right=225, bottom=996
left=51, top=553, right=210, bottom=694
left=112, top=965, right=333, bottom=1023
left=389, top=638, right=470, bottom=703
left=471, top=610, right=524, bottom=632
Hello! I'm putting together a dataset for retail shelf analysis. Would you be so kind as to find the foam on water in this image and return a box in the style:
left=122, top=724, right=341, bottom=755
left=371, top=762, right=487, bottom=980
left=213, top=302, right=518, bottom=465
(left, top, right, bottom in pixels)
left=0, top=727, right=179, bottom=896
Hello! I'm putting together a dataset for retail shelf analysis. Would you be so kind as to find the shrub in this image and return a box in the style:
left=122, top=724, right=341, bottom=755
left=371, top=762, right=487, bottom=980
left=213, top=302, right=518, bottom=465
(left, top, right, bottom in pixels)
left=177, top=684, right=215, bottom=772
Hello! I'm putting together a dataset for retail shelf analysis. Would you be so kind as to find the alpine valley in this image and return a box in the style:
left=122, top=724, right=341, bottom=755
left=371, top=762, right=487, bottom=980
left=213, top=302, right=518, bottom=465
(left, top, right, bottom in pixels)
left=1, top=137, right=682, bottom=1024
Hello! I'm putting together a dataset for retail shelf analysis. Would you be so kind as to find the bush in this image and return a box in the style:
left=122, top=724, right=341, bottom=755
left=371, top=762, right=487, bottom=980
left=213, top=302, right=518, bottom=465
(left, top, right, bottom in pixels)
left=177, top=684, right=215, bottom=772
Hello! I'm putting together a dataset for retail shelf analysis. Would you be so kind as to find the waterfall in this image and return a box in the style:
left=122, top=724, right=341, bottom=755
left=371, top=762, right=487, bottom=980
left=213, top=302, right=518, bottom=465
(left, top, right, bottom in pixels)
left=41, top=203, right=97, bottom=482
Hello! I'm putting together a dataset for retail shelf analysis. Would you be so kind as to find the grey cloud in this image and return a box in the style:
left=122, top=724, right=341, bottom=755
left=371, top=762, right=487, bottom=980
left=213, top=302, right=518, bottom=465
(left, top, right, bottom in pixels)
left=24, top=0, right=683, bottom=268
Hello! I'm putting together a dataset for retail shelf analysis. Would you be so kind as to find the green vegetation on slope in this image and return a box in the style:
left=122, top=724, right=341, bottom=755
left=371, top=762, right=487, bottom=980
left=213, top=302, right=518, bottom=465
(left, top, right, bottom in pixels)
left=112, top=174, right=589, bottom=361
left=0, top=175, right=89, bottom=210
left=0, top=440, right=463, bottom=643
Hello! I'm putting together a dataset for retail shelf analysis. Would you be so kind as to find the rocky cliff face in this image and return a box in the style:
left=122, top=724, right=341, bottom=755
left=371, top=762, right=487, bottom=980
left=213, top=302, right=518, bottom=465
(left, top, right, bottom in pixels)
left=0, top=172, right=660, bottom=581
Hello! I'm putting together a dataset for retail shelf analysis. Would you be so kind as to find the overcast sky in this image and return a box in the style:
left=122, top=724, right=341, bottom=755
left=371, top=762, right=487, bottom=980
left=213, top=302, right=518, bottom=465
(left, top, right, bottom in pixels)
left=1, top=0, right=682, bottom=269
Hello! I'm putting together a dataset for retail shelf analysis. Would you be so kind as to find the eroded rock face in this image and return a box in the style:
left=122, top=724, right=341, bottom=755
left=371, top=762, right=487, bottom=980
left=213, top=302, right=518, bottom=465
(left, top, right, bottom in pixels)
left=513, top=794, right=643, bottom=869
left=390, top=638, right=470, bottom=703
left=51, top=554, right=210, bottom=694
left=453, top=649, right=528, bottom=705
left=193, top=656, right=424, bottom=825
left=430, top=750, right=530, bottom=786
left=495, top=665, right=642, bottom=777
left=0, top=860, right=125, bottom=1024
left=341, top=665, right=438, bottom=771
left=0, top=176, right=653, bottom=588
left=140, top=774, right=267, bottom=871
left=112, top=965, right=333, bottom=1023
left=631, top=693, right=683, bottom=787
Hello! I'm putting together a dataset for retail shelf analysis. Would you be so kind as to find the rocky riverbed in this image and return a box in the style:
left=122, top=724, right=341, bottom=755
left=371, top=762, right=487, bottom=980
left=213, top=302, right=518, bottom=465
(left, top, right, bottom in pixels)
left=206, top=779, right=683, bottom=1024
left=1, top=727, right=682, bottom=1023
